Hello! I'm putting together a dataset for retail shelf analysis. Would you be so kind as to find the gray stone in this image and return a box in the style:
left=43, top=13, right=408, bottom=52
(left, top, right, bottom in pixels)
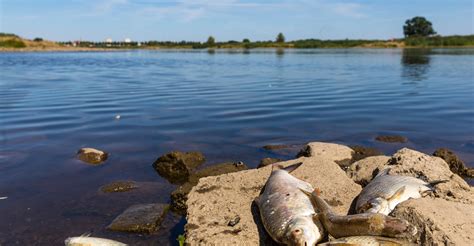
left=107, top=203, right=168, bottom=233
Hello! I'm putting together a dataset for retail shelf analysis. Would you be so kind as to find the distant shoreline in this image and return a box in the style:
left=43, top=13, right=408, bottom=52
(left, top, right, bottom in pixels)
left=2, top=33, right=474, bottom=52
left=1, top=45, right=474, bottom=53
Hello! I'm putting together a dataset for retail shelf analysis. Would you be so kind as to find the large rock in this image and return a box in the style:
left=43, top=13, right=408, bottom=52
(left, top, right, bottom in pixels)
left=346, top=155, right=390, bottom=186
left=392, top=198, right=474, bottom=245
left=383, top=148, right=472, bottom=204
left=152, top=151, right=205, bottom=184
left=171, top=162, right=248, bottom=214
left=185, top=142, right=361, bottom=245
left=107, top=203, right=168, bottom=233
left=433, top=148, right=474, bottom=178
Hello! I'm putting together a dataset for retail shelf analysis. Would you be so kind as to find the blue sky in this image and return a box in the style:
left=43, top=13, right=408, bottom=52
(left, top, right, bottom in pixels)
left=1, top=0, right=473, bottom=42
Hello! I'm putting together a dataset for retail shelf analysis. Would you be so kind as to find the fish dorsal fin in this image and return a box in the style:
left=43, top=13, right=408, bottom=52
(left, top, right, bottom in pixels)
left=273, top=162, right=303, bottom=173
left=375, top=168, right=391, bottom=178
left=387, top=186, right=406, bottom=202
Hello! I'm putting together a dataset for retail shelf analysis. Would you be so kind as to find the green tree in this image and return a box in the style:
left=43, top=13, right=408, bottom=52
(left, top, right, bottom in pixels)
left=403, top=16, right=436, bottom=37
left=33, top=37, right=43, bottom=42
left=242, top=38, right=250, bottom=43
left=276, top=33, right=285, bottom=43
left=206, top=36, right=215, bottom=47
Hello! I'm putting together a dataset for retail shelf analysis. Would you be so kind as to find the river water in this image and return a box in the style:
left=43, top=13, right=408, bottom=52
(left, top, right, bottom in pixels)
left=0, top=48, right=473, bottom=245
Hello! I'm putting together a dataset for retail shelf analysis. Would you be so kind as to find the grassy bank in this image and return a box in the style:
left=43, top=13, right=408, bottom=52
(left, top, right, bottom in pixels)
left=1, top=33, right=474, bottom=51
left=405, top=35, right=474, bottom=47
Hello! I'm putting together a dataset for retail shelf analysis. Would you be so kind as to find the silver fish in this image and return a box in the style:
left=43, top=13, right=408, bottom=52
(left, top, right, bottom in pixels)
left=356, top=169, right=447, bottom=215
left=303, top=188, right=416, bottom=239
left=255, top=162, right=324, bottom=245
left=317, top=236, right=410, bottom=246
left=65, top=235, right=127, bottom=246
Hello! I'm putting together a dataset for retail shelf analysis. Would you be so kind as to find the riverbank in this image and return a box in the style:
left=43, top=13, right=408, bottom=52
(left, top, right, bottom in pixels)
left=1, top=33, right=474, bottom=52
left=185, top=142, right=474, bottom=245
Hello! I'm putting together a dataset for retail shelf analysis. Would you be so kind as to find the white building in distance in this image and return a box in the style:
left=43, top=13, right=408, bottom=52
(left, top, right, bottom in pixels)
left=124, top=38, right=131, bottom=43
left=105, top=38, right=113, bottom=43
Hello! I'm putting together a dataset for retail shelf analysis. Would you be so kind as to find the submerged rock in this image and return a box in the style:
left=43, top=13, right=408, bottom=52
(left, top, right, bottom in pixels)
left=262, top=144, right=292, bottom=150
left=262, top=144, right=304, bottom=156
left=375, top=135, right=408, bottom=143
left=100, top=181, right=138, bottom=193
left=152, top=151, right=205, bottom=184
left=433, top=148, right=474, bottom=177
left=349, top=145, right=384, bottom=162
left=107, top=203, right=168, bottom=233
left=257, top=158, right=282, bottom=168
left=171, top=162, right=248, bottom=214
left=76, top=147, right=108, bottom=165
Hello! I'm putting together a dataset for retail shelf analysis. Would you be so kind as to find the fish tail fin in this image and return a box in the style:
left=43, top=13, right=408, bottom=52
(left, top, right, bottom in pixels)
left=272, top=162, right=303, bottom=173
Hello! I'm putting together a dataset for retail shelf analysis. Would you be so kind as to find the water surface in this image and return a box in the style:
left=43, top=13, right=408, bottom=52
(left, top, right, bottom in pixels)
left=0, top=48, right=473, bottom=245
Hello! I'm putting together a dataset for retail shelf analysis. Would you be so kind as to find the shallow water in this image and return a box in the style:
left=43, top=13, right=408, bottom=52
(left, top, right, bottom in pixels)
left=0, top=48, right=473, bottom=245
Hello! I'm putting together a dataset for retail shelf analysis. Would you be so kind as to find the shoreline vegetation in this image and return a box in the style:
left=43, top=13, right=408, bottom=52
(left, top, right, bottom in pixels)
left=1, top=33, right=474, bottom=52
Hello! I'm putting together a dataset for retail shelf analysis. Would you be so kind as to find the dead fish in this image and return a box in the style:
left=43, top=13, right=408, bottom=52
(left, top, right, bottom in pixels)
left=255, top=162, right=324, bottom=245
left=303, top=188, right=416, bottom=239
left=356, top=169, right=447, bottom=215
left=65, top=235, right=127, bottom=246
left=317, top=236, right=409, bottom=246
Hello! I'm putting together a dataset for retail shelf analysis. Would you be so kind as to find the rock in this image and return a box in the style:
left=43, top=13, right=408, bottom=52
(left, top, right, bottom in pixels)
left=383, top=148, right=473, bottom=204
left=227, top=215, right=240, bottom=227
left=392, top=198, right=474, bottom=245
left=257, top=158, right=282, bottom=168
left=349, top=145, right=384, bottom=162
left=296, top=142, right=354, bottom=161
left=375, top=135, right=408, bottom=143
left=346, top=155, right=391, bottom=186
left=107, top=203, right=168, bottom=233
left=433, top=148, right=473, bottom=177
left=297, top=142, right=354, bottom=168
left=152, top=151, right=205, bottom=184
left=170, top=162, right=248, bottom=214
left=100, top=181, right=138, bottom=193
left=76, top=147, right=108, bottom=165
left=185, top=142, right=361, bottom=245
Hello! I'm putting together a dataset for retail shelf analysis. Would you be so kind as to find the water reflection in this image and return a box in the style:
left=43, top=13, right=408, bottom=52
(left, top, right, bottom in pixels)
left=276, top=48, right=285, bottom=56
left=401, top=48, right=431, bottom=81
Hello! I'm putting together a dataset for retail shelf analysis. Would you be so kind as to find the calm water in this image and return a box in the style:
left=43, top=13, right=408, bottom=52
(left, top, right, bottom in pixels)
left=0, top=49, right=473, bottom=245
